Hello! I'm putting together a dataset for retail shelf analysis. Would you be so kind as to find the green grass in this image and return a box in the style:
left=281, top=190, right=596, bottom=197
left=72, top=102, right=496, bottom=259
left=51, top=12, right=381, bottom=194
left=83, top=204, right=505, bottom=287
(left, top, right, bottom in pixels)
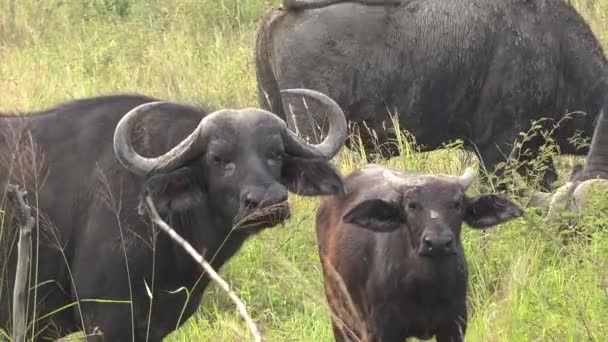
left=1, top=0, right=607, bottom=341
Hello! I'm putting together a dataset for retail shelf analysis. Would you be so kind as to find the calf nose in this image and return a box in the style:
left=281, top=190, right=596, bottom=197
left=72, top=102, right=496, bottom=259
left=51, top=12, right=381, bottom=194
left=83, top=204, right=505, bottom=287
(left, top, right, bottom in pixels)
left=420, top=233, right=455, bottom=257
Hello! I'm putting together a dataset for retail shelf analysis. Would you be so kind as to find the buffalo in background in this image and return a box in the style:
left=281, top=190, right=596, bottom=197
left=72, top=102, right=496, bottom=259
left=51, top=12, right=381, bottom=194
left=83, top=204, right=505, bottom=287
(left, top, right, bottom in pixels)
left=0, top=89, right=347, bottom=341
left=256, top=0, right=608, bottom=190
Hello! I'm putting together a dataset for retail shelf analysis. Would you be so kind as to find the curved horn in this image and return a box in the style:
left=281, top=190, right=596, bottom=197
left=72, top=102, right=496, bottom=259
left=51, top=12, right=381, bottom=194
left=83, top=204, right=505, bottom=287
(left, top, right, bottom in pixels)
left=583, top=109, right=608, bottom=179
left=458, top=167, right=476, bottom=190
left=113, top=101, right=209, bottom=176
left=280, top=88, right=347, bottom=159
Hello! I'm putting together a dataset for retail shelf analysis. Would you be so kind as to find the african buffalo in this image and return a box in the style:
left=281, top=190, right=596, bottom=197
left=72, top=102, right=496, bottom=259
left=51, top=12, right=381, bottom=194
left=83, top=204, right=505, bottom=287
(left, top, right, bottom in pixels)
left=316, top=165, right=522, bottom=341
left=532, top=109, right=608, bottom=223
left=0, top=89, right=347, bottom=341
left=256, top=0, right=608, bottom=190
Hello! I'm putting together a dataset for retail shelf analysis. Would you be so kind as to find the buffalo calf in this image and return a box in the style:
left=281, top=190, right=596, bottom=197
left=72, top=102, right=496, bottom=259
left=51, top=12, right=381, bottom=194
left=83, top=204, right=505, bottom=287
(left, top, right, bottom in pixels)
left=316, top=165, right=523, bottom=341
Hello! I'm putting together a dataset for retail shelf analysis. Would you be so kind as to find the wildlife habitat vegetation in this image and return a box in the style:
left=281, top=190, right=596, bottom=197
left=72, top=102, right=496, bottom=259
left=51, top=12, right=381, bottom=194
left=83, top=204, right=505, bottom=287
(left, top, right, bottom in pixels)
left=0, top=0, right=607, bottom=341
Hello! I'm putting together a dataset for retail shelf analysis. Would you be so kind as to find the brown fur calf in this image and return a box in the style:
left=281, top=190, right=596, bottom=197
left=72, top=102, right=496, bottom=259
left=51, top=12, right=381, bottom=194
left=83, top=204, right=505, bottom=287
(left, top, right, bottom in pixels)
left=316, top=165, right=523, bottom=341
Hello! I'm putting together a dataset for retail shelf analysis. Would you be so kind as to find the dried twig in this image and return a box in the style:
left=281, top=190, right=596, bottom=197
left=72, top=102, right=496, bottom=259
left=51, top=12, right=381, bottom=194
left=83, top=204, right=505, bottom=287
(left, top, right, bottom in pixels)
left=7, top=184, right=36, bottom=342
left=143, top=196, right=262, bottom=342
left=321, top=258, right=368, bottom=342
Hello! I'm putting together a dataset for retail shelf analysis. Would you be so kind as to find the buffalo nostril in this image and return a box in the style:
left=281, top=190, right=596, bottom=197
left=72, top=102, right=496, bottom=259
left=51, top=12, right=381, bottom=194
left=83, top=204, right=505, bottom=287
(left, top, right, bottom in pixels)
left=444, top=237, right=454, bottom=248
left=422, top=236, right=433, bottom=248
left=244, top=194, right=260, bottom=208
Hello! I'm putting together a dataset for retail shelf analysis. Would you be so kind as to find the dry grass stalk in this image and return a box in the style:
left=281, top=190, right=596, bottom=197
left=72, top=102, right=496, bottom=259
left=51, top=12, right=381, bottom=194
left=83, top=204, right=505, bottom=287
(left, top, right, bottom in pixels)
left=143, top=196, right=262, bottom=342
left=7, top=184, right=35, bottom=342
left=321, top=258, right=370, bottom=342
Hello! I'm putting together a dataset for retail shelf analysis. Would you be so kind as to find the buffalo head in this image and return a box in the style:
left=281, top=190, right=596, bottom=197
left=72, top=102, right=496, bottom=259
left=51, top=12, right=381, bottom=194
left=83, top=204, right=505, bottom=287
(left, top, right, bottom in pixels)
left=343, top=167, right=522, bottom=257
left=113, top=88, right=347, bottom=229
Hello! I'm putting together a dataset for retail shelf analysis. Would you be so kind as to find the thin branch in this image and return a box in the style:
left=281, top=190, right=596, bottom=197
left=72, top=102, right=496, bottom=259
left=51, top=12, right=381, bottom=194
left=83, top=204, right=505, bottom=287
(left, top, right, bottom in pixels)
left=143, top=196, right=262, bottom=342
left=7, top=184, right=36, bottom=342
left=321, top=259, right=367, bottom=342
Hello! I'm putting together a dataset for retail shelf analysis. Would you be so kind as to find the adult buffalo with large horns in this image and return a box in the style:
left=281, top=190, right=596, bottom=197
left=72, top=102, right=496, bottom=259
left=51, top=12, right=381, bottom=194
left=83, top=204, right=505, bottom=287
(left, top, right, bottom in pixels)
left=0, top=89, right=347, bottom=341
left=256, top=0, right=608, bottom=190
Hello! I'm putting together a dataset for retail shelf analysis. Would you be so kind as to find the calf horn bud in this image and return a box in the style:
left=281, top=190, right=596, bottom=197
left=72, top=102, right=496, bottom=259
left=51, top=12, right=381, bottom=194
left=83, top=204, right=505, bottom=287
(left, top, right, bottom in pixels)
left=458, top=167, right=476, bottom=190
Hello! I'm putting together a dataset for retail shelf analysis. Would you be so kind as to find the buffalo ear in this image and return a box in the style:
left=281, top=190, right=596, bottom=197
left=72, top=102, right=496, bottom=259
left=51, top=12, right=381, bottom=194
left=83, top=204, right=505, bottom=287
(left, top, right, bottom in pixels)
left=343, top=199, right=402, bottom=232
left=281, top=156, right=344, bottom=196
left=464, top=194, right=522, bottom=229
left=143, top=167, right=204, bottom=213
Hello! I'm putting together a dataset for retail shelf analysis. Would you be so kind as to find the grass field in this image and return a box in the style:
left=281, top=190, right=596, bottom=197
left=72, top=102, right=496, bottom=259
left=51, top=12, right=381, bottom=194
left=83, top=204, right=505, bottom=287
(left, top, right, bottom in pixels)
left=1, top=0, right=607, bottom=341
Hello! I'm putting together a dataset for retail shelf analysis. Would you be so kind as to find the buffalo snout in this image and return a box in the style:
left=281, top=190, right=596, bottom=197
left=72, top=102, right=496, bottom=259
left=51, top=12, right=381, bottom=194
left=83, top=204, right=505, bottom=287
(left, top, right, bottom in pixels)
left=240, top=184, right=288, bottom=209
left=419, top=231, right=456, bottom=257
left=238, top=183, right=290, bottom=226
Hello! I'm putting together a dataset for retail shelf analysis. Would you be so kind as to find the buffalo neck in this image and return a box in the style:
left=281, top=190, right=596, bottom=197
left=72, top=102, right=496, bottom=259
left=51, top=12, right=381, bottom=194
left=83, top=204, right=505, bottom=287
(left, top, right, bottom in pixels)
left=155, top=203, right=259, bottom=287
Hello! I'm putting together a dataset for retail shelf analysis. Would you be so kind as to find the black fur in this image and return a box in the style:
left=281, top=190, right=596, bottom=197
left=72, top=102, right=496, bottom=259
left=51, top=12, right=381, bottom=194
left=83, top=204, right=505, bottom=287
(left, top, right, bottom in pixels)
left=256, top=0, right=608, bottom=190
left=0, top=94, right=344, bottom=341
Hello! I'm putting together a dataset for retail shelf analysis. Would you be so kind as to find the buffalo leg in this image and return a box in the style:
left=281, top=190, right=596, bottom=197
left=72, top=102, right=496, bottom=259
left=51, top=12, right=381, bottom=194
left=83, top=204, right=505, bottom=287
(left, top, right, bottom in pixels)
left=509, top=126, right=558, bottom=191
left=78, top=304, right=135, bottom=342
left=435, top=322, right=466, bottom=342
left=516, top=154, right=557, bottom=191
left=474, top=136, right=557, bottom=192
left=517, top=144, right=557, bottom=191
left=473, top=142, right=512, bottom=192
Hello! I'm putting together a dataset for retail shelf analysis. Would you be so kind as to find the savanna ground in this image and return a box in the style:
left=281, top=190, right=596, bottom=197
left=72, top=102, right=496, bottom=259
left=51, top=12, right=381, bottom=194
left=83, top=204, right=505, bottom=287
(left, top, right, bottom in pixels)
left=0, top=0, right=607, bottom=341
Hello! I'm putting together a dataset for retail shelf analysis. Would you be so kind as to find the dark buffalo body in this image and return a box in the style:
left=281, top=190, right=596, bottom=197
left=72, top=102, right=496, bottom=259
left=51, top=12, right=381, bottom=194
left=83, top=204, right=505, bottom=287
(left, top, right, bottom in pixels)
left=0, top=91, right=347, bottom=341
left=256, top=0, right=608, bottom=189
left=316, top=165, right=522, bottom=341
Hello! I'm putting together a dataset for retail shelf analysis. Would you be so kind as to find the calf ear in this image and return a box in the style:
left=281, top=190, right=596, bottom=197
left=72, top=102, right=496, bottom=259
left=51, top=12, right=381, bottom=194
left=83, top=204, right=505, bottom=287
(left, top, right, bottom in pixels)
left=144, top=167, right=204, bottom=213
left=464, top=194, right=523, bottom=228
left=343, top=199, right=402, bottom=232
left=281, top=156, right=344, bottom=196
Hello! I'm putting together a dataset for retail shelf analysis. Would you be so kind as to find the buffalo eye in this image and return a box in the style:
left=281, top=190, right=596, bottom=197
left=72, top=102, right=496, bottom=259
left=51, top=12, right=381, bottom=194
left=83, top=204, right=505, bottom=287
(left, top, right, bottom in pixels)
left=450, top=201, right=461, bottom=210
left=407, top=201, right=420, bottom=211
left=211, top=153, right=224, bottom=165
left=209, top=153, right=235, bottom=175
left=211, top=153, right=228, bottom=166
left=267, top=150, right=284, bottom=166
